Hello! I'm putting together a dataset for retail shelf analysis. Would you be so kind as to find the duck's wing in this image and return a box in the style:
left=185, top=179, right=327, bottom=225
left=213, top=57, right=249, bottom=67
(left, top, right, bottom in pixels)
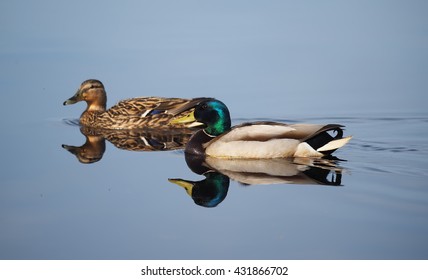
left=162, top=97, right=215, bottom=116
left=107, top=97, right=184, bottom=117
left=109, top=97, right=213, bottom=118
left=101, top=97, right=213, bottom=129
left=212, top=122, right=333, bottom=142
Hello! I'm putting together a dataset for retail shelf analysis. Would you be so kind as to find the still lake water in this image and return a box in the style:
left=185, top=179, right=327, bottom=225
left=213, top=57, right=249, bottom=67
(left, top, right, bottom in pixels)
left=1, top=113, right=427, bottom=259
left=1, top=1, right=428, bottom=260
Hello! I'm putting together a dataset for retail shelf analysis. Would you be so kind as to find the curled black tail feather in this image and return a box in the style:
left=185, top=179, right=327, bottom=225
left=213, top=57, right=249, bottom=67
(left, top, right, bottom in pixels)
left=304, top=125, right=345, bottom=154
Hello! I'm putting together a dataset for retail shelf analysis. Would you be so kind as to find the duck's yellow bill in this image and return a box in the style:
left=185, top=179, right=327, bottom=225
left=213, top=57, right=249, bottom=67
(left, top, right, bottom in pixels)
left=170, top=111, right=196, bottom=124
left=168, top=178, right=194, bottom=197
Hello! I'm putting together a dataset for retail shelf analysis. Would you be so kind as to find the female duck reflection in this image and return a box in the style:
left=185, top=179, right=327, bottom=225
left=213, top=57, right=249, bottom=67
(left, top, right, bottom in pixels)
left=168, top=153, right=345, bottom=208
left=62, top=126, right=196, bottom=164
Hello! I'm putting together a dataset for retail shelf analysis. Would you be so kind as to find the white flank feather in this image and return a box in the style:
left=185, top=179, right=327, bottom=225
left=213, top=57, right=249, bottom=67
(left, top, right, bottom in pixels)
left=140, top=136, right=150, bottom=146
left=140, top=110, right=151, bottom=117
left=317, top=136, right=353, bottom=152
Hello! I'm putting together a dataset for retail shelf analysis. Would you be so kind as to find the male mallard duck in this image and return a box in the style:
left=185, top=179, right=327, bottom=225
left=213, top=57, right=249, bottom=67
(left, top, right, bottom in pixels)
left=63, top=79, right=213, bottom=129
left=172, top=99, right=352, bottom=158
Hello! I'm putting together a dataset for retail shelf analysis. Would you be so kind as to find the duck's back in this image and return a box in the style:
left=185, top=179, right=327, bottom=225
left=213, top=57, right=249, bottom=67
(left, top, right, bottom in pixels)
left=108, top=97, right=190, bottom=117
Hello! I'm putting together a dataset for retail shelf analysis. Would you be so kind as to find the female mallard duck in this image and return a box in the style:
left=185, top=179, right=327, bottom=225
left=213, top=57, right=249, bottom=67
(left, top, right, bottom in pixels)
left=63, top=79, right=213, bottom=129
left=172, top=99, right=352, bottom=158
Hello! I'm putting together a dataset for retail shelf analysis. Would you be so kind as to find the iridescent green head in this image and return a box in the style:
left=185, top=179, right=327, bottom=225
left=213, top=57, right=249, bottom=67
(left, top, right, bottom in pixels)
left=194, top=99, right=231, bottom=136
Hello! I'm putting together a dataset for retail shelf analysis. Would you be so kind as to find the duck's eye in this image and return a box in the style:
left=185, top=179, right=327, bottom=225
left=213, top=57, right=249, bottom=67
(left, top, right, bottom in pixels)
left=201, top=104, right=208, bottom=110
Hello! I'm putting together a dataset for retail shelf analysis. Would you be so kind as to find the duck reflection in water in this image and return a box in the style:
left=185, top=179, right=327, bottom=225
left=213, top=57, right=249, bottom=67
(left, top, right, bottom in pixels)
left=62, top=125, right=196, bottom=164
left=169, top=153, right=345, bottom=208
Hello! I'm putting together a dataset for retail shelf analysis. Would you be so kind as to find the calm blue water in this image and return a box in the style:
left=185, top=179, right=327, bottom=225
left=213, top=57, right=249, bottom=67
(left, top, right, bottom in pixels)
left=1, top=1, right=427, bottom=260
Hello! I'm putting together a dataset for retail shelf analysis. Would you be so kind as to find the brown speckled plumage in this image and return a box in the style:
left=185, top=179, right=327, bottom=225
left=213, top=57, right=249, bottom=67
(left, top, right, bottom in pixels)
left=64, top=79, right=213, bottom=129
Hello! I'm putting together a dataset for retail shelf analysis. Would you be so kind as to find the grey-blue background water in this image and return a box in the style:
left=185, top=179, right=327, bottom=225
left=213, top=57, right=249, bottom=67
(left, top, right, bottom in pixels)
left=1, top=0, right=427, bottom=259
